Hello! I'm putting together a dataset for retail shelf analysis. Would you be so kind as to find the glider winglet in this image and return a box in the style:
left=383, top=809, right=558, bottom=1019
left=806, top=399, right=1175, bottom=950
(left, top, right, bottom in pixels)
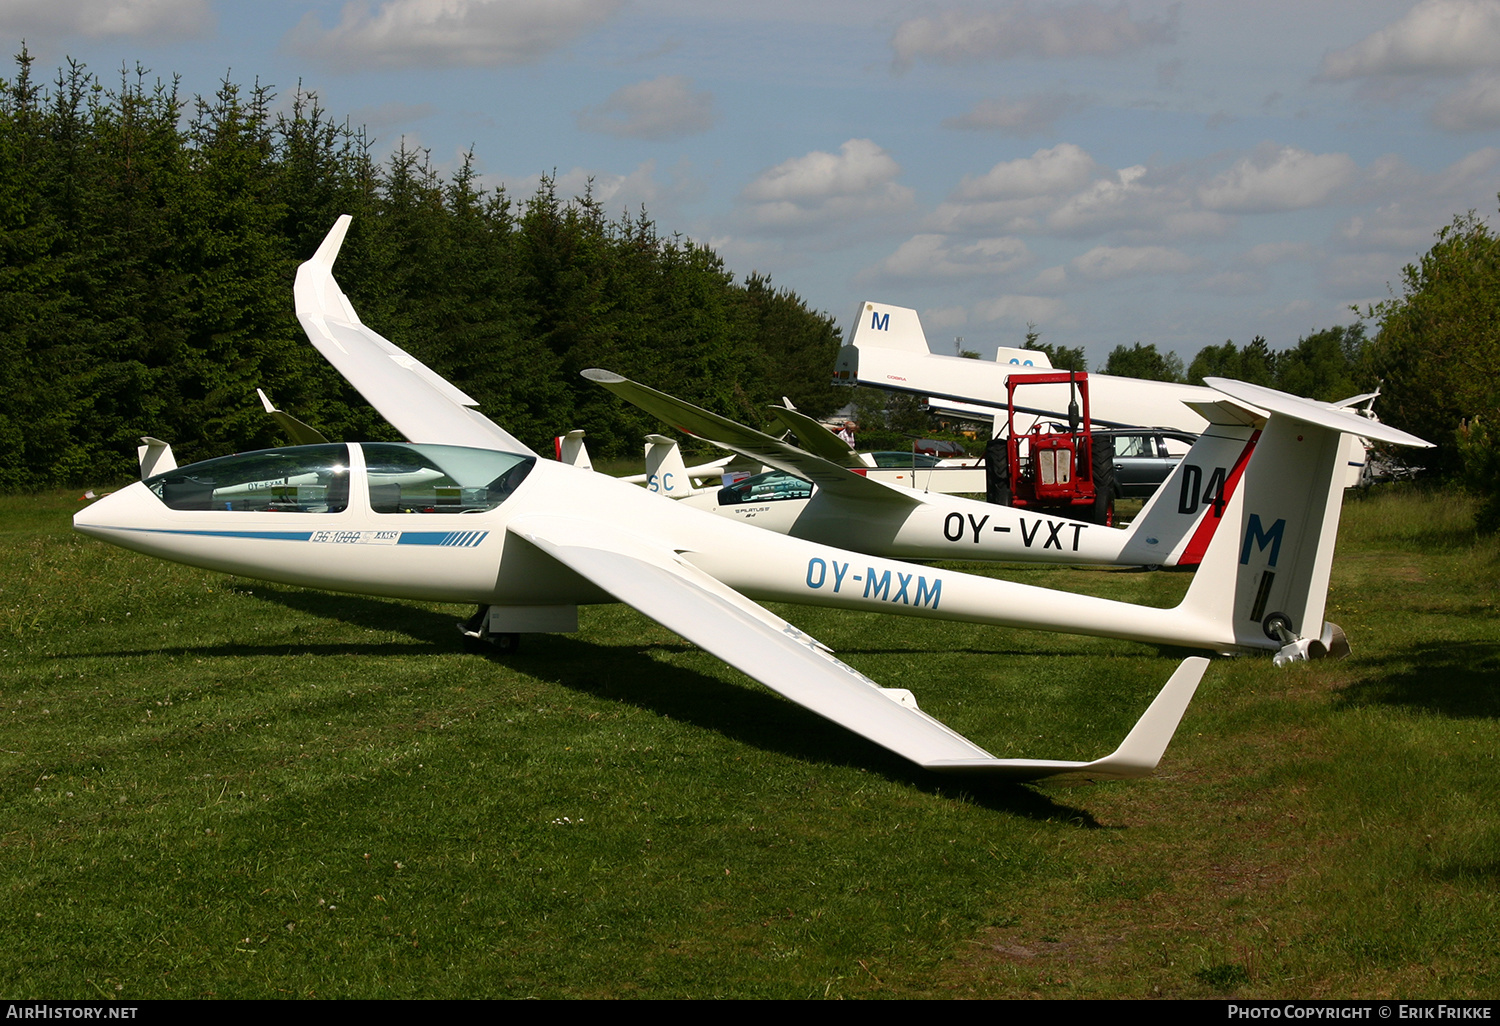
left=294, top=217, right=536, bottom=456
left=310, top=214, right=352, bottom=268
left=926, top=656, right=1207, bottom=779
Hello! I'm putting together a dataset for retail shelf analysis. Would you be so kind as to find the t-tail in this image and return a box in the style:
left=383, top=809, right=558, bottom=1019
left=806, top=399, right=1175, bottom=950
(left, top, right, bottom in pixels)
left=644, top=434, right=709, bottom=498
left=1118, top=396, right=1264, bottom=568
left=555, top=430, right=593, bottom=471
left=1174, top=379, right=1432, bottom=663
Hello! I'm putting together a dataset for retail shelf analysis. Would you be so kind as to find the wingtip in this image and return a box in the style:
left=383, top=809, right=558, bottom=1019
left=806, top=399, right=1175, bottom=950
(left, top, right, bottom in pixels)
left=1099, top=655, right=1208, bottom=776
left=582, top=368, right=627, bottom=384
left=310, top=215, right=353, bottom=268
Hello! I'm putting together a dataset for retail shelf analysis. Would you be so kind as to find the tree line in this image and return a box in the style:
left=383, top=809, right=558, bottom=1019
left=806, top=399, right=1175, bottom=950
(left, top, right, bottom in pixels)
left=0, top=52, right=846, bottom=488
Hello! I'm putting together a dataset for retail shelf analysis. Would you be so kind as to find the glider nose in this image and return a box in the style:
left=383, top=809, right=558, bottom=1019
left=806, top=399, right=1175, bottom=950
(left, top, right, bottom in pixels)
left=73, top=481, right=157, bottom=541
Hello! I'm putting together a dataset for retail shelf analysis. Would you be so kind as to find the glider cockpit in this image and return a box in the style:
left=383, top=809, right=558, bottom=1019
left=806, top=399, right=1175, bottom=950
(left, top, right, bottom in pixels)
left=143, top=442, right=535, bottom=516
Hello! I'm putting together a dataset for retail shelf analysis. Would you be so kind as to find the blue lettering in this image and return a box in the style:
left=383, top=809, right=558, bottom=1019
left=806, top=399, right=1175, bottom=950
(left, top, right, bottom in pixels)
left=831, top=560, right=849, bottom=592
left=647, top=473, right=660, bottom=493
left=915, top=576, right=942, bottom=609
left=894, top=572, right=913, bottom=604
left=871, top=311, right=890, bottom=331
left=864, top=568, right=892, bottom=601
left=806, top=558, right=827, bottom=589
left=1240, top=514, right=1286, bottom=567
left=662, top=471, right=675, bottom=492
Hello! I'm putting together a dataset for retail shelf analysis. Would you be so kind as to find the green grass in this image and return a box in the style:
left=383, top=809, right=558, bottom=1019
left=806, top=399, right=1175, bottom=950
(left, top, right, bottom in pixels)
left=1, top=485, right=1497, bottom=998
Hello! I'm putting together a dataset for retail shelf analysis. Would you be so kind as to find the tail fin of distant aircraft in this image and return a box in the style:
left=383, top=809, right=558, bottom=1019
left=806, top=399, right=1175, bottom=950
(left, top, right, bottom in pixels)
left=137, top=437, right=176, bottom=480
left=1174, top=379, right=1431, bottom=662
left=555, top=430, right=593, bottom=471
left=644, top=434, right=708, bottom=498
left=849, top=302, right=933, bottom=353
left=845, top=301, right=1055, bottom=367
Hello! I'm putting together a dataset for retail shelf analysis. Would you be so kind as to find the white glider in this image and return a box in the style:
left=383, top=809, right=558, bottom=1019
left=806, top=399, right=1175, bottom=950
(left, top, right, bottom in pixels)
left=586, top=370, right=1269, bottom=568
left=71, top=217, right=1427, bottom=779
left=833, top=301, right=1217, bottom=434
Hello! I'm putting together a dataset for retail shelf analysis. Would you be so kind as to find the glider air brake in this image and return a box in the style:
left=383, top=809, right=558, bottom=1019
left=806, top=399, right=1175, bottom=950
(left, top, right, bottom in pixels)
left=72, top=218, right=1429, bottom=781
left=584, top=371, right=1266, bottom=569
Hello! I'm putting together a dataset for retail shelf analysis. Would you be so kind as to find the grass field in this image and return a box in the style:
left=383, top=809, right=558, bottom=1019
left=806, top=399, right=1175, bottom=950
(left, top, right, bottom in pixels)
left=2, top=484, right=1497, bottom=998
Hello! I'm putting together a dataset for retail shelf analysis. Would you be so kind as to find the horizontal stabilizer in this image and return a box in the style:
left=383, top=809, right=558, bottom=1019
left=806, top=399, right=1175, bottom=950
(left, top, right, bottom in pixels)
left=1205, top=378, right=1432, bottom=448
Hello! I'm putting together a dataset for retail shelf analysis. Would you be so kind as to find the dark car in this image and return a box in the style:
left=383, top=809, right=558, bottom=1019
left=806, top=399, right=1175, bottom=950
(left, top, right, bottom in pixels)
left=1094, top=429, right=1198, bottom=498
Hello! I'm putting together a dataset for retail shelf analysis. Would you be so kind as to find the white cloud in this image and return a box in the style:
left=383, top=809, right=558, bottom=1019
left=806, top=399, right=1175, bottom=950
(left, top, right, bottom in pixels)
left=942, top=91, right=1091, bottom=136
left=1069, top=245, right=1196, bottom=279
left=1431, top=71, right=1500, bottom=128
left=972, top=294, right=1070, bottom=327
left=953, top=143, right=1099, bottom=203
left=933, top=145, right=1236, bottom=239
left=0, top=0, right=210, bottom=38
left=868, top=234, right=1033, bottom=279
left=741, top=138, right=913, bottom=229
left=577, top=76, right=715, bottom=140
left=286, top=0, right=622, bottom=70
left=891, top=2, right=1176, bottom=71
left=1319, top=0, right=1500, bottom=81
left=1197, top=146, right=1358, bottom=213
left=1334, top=147, right=1500, bottom=248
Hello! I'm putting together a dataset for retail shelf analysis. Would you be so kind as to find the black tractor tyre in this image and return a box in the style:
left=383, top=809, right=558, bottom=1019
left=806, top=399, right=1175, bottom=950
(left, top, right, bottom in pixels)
left=985, top=435, right=1012, bottom=506
left=1090, top=436, right=1117, bottom=525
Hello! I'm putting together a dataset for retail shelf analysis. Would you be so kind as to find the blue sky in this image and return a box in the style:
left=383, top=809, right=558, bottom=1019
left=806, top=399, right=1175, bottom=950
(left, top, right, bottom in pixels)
left=6, top=0, right=1499, bottom=366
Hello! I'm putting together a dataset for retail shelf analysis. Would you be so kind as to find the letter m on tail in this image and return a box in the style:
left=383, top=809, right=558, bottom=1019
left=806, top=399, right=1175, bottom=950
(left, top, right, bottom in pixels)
left=1240, top=514, right=1286, bottom=567
left=870, top=311, right=890, bottom=331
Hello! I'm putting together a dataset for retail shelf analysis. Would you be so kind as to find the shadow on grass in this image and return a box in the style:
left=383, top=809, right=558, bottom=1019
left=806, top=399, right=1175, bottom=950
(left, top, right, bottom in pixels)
left=72, top=585, right=1117, bottom=825
left=521, top=634, right=1112, bottom=825
left=234, top=585, right=461, bottom=643
left=1334, top=641, right=1500, bottom=719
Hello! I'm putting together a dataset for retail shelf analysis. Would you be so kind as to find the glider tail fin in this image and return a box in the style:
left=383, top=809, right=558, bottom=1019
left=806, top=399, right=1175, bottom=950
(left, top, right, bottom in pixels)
left=1118, top=414, right=1261, bottom=569
left=555, top=430, right=593, bottom=471
left=644, top=434, right=704, bottom=498
left=137, top=437, right=176, bottom=480
left=1176, top=379, right=1432, bottom=661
